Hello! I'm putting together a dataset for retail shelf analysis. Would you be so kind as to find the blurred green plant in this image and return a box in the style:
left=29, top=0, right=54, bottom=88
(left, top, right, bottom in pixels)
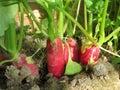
left=0, top=0, right=44, bottom=65
left=0, top=0, right=24, bottom=65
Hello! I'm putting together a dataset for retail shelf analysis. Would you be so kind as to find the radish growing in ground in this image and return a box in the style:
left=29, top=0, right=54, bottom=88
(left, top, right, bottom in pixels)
left=67, top=38, right=78, bottom=62
left=79, top=45, right=100, bottom=65
left=47, top=38, right=80, bottom=77
left=13, top=54, right=39, bottom=76
left=36, top=0, right=83, bottom=77
left=63, top=44, right=69, bottom=64
left=47, top=38, right=65, bottom=78
left=64, top=38, right=78, bottom=63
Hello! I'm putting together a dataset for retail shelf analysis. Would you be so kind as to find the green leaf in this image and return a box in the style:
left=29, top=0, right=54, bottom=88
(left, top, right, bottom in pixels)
left=85, top=0, right=93, bottom=8
left=105, top=17, right=114, bottom=28
left=0, top=1, right=18, bottom=37
left=85, top=0, right=104, bottom=13
left=65, top=59, right=82, bottom=75
left=112, top=58, right=120, bottom=65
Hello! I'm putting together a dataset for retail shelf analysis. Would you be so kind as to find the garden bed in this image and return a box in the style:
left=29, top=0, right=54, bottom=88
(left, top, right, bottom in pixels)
left=0, top=0, right=120, bottom=90
left=0, top=37, right=120, bottom=90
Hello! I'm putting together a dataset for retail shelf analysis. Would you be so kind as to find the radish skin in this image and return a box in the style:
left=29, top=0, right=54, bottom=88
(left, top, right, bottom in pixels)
left=47, top=38, right=65, bottom=78
left=64, top=38, right=79, bottom=63
left=79, top=46, right=100, bottom=65
left=13, top=54, right=39, bottom=76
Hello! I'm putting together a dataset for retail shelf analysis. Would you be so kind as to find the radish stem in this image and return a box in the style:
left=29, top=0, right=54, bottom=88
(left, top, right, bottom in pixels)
left=88, top=13, right=93, bottom=37
left=73, top=0, right=81, bottom=34
left=100, top=46, right=120, bottom=57
left=98, top=0, right=109, bottom=46
left=17, top=2, right=24, bottom=51
left=84, top=1, right=87, bottom=30
left=61, top=9, right=96, bottom=44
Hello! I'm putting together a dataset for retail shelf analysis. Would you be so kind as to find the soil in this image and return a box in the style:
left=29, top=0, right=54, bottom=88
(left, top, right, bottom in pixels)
left=0, top=36, right=120, bottom=90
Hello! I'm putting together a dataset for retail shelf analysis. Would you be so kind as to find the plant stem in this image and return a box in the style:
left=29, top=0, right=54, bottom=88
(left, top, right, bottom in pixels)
left=24, top=6, right=35, bottom=32
left=5, top=22, right=17, bottom=57
left=35, top=0, right=58, bottom=41
left=31, top=48, right=40, bottom=58
left=88, top=13, right=93, bottom=37
left=73, top=0, right=81, bottom=35
left=104, top=27, right=120, bottom=42
left=58, top=11, right=64, bottom=39
left=64, top=0, right=71, bottom=9
left=0, top=53, right=19, bottom=66
left=17, top=2, right=24, bottom=51
left=48, top=17, right=56, bottom=41
left=66, top=41, right=72, bottom=61
left=100, top=46, right=120, bottom=57
left=22, top=0, right=48, bottom=37
left=98, top=0, right=109, bottom=46
left=0, top=59, right=15, bottom=65
left=113, top=36, right=118, bottom=53
left=84, top=1, right=87, bottom=30
left=61, top=9, right=96, bottom=44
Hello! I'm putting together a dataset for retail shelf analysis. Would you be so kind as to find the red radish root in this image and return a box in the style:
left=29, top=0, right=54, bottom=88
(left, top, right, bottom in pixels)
left=79, top=45, right=100, bottom=65
left=13, top=54, right=39, bottom=76
left=64, top=38, right=79, bottom=63
left=47, top=38, right=65, bottom=78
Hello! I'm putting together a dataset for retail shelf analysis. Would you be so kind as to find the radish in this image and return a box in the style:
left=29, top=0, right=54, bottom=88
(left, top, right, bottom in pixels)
left=47, top=38, right=65, bottom=78
left=13, top=54, right=27, bottom=68
left=67, top=38, right=78, bottom=62
left=63, top=44, right=69, bottom=64
left=64, top=38, right=78, bottom=63
left=47, top=38, right=80, bottom=77
left=79, top=45, right=100, bottom=65
left=13, top=54, right=39, bottom=76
